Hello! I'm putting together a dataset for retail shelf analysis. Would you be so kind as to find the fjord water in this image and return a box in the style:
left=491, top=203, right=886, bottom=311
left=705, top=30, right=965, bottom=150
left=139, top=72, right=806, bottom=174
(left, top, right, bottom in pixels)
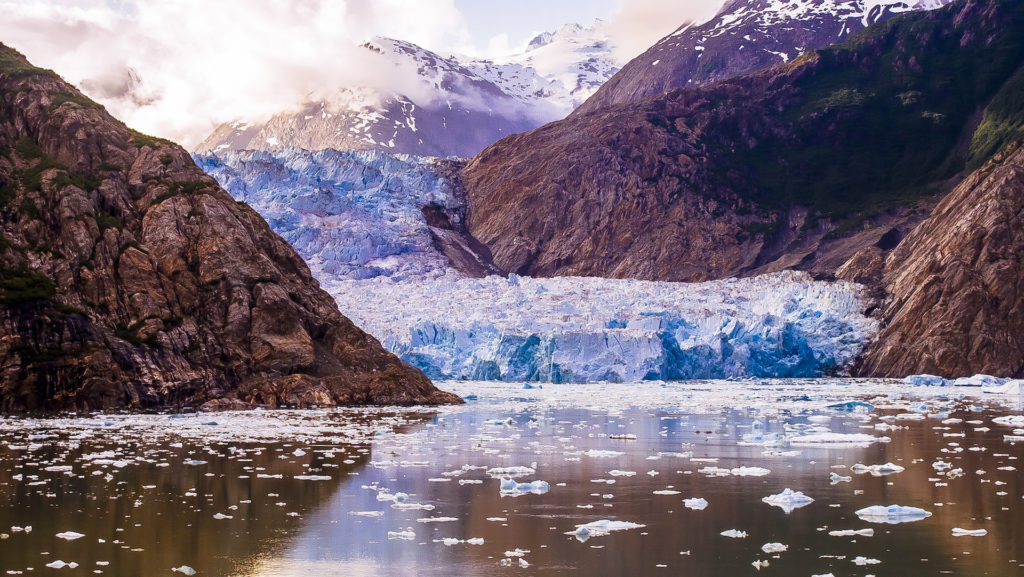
left=1, top=381, right=1021, bottom=577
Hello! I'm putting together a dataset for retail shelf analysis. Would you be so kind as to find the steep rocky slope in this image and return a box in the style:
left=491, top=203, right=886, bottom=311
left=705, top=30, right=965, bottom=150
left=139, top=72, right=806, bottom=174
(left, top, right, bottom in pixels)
left=576, top=0, right=951, bottom=116
left=0, top=45, right=459, bottom=411
left=856, top=143, right=1024, bottom=378
left=462, top=0, right=1024, bottom=282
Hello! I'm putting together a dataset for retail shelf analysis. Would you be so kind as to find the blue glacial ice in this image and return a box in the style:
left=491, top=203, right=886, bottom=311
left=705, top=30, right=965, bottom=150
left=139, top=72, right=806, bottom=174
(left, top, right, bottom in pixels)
left=198, top=149, right=879, bottom=382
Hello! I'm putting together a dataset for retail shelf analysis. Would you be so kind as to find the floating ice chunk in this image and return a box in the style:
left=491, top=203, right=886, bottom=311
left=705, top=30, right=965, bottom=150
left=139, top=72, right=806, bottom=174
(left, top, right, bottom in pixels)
left=720, top=529, right=747, bottom=538
left=951, top=528, right=988, bottom=537
left=829, top=528, right=873, bottom=537
left=790, top=433, right=890, bottom=446
left=811, top=574, right=835, bottom=577
left=851, top=462, right=905, bottom=476
left=55, top=531, right=85, bottom=541
left=903, top=374, right=947, bottom=387
left=213, top=513, right=233, bottom=520
left=609, top=434, right=637, bottom=440
left=172, top=567, right=197, bottom=576
left=853, top=556, right=881, bottom=566
left=653, top=490, right=681, bottom=495
left=731, top=466, right=770, bottom=477
left=761, top=542, right=787, bottom=554
left=608, top=470, right=636, bottom=477
left=388, top=529, right=416, bottom=540
left=45, top=466, right=74, bottom=472
left=501, top=479, right=550, bottom=496
left=499, top=477, right=518, bottom=491
left=829, top=472, right=852, bottom=484
left=438, top=537, right=484, bottom=546
left=182, top=460, right=207, bottom=466
left=993, top=416, right=1024, bottom=427
left=953, top=374, right=1005, bottom=387
left=585, top=450, right=625, bottom=458
left=932, top=461, right=952, bottom=470
left=487, top=466, right=535, bottom=478
left=762, top=489, right=814, bottom=513
left=417, top=517, right=459, bottom=523
left=46, top=561, right=78, bottom=569
left=982, top=380, right=1024, bottom=395
left=294, top=475, right=331, bottom=481
left=855, top=505, right=932, bottom=524
left=683, top=498, right=709, bottom=510
left=568, top=520, right=645, bottom=541
left=827, top=401, right=874, bottom=413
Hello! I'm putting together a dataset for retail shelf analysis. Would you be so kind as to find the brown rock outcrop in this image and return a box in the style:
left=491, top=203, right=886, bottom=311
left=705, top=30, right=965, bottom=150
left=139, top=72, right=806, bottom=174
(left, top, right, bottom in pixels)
left=855, top=144, right=1024, bottom=378
left=0, top=45, right=460, bottom=411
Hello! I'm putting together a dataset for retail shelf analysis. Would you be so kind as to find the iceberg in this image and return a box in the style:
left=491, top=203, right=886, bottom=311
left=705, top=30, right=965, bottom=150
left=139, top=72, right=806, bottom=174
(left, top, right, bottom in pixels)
left=568, top=520, right=645, bottom=542
left=855, top=505, right=932, bottom=524
left=983, top=380, right=1024, bottom=395
left=903, top=374, right=947, bottom=387
left=850, top=462, right=905, bottom=476
left=762, top=488, right=814, bottom=513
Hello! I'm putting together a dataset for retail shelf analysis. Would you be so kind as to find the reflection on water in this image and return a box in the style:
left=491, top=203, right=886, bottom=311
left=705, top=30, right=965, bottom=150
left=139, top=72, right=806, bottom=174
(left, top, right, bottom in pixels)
left=1, top=381, right=1022, bottom=577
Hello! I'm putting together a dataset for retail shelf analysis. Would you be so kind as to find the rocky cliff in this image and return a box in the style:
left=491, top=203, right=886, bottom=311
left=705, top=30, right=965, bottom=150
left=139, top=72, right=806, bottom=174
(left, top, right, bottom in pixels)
left=856, top=143, right=1024, bottom=378
left=576, top=0, right=951, bottom=116
left=462, top=0, right=1024, bottom=283
left=0, top=45, right=460, bottom=411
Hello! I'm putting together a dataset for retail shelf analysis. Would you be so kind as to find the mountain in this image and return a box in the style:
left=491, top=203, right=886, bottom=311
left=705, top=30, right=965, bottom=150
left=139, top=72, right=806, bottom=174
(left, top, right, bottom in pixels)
left=0, top=44, right=460, bottom=411
left=576, top=0, right=952, bottom=116
left=457, top=21, right=619, bottom=114
left=856, top=142, right=1024, bottom=377
left=197, top=26, right=619, bottom=159
left=462, top=0, right=1024, bottom=282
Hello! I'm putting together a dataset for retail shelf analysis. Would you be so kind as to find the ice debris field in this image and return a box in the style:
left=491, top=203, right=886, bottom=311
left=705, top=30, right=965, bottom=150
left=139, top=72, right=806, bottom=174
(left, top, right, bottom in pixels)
left=0, top=379, right=1022, bottom=576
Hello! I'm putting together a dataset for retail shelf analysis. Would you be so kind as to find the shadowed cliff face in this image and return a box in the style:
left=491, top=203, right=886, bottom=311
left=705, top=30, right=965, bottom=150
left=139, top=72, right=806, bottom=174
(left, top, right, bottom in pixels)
left=856, top=143, right=1024, bottom=378
left=0, top=45, right=460, bottom=411
left=462, top=0, right=1024, bottom=283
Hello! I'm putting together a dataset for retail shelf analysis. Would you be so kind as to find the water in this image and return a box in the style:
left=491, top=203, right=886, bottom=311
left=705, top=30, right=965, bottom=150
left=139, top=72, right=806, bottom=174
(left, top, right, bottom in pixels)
left=0, top=380, right=1022, bottom=576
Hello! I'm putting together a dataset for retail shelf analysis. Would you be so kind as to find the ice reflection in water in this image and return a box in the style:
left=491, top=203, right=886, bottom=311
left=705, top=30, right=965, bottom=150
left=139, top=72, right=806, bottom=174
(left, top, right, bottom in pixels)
left=1, top=380, right=1023, bottom=577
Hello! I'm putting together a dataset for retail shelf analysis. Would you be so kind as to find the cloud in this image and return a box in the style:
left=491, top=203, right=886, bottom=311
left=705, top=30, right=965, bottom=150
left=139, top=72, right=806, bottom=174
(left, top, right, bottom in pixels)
left=0, top=0, right=472, bottom=147
left=607, top=0, right=725, bottom=61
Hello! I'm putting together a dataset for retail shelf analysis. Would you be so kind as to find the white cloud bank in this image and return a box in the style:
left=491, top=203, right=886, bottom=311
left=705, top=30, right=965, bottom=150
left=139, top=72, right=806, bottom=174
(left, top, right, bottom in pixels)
left=0, top=0, right=725, bottom=147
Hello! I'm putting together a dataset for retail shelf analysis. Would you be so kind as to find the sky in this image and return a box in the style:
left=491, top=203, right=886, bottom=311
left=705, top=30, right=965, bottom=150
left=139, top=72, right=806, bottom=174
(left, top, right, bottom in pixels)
left=0, top=0, right=724, bottom=147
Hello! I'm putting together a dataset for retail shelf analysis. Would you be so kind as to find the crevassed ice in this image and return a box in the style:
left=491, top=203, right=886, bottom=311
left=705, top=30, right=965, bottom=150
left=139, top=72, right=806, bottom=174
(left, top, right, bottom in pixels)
left=199, top=149, right=878, bottom=383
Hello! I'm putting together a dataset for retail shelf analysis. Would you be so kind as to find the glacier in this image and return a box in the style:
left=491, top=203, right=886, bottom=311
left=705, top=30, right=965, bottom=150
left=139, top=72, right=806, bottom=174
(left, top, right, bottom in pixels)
left=198, top=148, right=878, bottom=383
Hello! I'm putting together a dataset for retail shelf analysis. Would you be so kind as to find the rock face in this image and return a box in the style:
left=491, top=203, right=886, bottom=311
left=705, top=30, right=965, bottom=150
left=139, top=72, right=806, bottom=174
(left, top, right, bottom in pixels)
left=0, top=45, right=460, bottom=411
left=856, top=144, right=1024, bottom=378
left=462, top=0, right=1024, bottom=282
left=576, top=0, right=951, bottom=116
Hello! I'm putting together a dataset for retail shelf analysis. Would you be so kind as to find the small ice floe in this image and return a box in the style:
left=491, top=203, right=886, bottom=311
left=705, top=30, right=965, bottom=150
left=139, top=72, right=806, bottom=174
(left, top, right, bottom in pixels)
left=851, top=462, right=905, bottom=476
left=212, top=513, right=233, bottom=520
left=853, top=556, right=881, bottom=566
left=45, top=466, right=74, bottom=473
left=388, top=529, right=415, bottom=540
left=827, top=401, right=874, bottom=413
left=486, top=466, right=535, bottom=478
left=653, top=490, right=681, bottom=495
left=292, top=448, right=306, bottom=457
left=720, top=529, right=747, bottom=539
left=416, top=517, right=459, bottom=523
left=437, top=537, right=484, bottom=546
left=683, top=497, right=709, bottom=510
left=45, top=561, right=79, bottom=569
left=932, top=461, right=952, bottom=470
left=172, top=566, right=197, bottom=576
left=609, top=434, right=637, bottom=440
left=568, top=520, right=645, bottom=542
left=182, top=459, right=207, bottom=466
left=829, top=472, right=852, bottom=484
left=789, top=433, right=890, bottom=447
left=855, top=505, right=932, bottom=524
left=55, top=531, right=85, bottom=541
left=904, top=374, right=947, bottom=387
left=951, top=528, right=988, bottom=537
left=608, top=470, right=636, bottom=477
left=585, top=450, right=625, bottom=458
left=500, top=478, right=550, bottom=496
left=829, top=528, right=873, bottom=537
left=294, top=475, right=331, bottom=481
left=761, top=542, right=787, bottom=554
left=752, top=560, right=770, bottom=570
left=349, top=511, right=384, bottom=518
left=982, top=380, right=1024, bottom=395
left=762, top=489, right=814, bottom=513
left=731, top=466, right=770, bottom=477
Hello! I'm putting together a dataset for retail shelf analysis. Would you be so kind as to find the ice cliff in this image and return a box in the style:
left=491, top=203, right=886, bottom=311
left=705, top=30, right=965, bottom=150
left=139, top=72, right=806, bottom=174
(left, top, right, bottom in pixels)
left=199, top=149, right=877, bottom=382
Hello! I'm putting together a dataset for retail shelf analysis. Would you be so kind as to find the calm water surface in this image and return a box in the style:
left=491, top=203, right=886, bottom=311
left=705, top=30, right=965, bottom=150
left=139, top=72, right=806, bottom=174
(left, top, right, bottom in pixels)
left=1, top=380, right=1022, bottom=577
